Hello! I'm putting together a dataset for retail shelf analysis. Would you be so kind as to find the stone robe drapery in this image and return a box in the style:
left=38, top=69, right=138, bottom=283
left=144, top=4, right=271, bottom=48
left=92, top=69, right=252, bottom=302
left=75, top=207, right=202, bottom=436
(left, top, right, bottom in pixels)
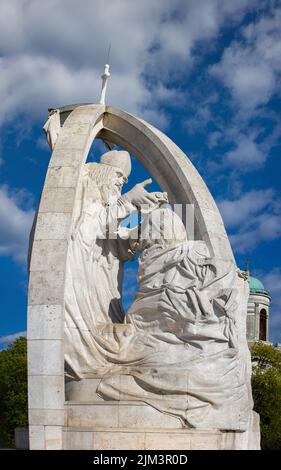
left=65, top=200, right=252, bottom=430
left=96, top=238, right=252, bottom=430
left=64, top=163, right=135, bottom=379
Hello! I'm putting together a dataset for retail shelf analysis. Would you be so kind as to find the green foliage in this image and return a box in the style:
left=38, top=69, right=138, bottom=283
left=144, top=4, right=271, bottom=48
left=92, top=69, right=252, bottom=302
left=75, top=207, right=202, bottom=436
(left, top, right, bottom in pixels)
left=251, top=341, right=281, bottom=450
left=0, top=336, right=28, bottom=448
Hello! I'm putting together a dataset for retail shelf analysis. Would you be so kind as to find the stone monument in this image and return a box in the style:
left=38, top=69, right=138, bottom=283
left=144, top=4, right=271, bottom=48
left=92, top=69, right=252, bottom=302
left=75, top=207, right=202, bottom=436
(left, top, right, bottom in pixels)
left=27, top=101, right=260, bottom=450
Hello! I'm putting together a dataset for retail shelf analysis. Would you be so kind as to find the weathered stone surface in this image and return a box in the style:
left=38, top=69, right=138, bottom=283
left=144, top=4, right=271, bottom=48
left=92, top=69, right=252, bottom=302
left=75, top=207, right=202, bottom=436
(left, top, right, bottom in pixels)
left=64, top=430, right=93, bottom=450
left=45, top=166, right=79, bottom=189
left=39, top=187, right=75, bottom=213
left=30, top=240, right=67, bottom=272
left=28, top=375, right=64, bottom=409
left=45, top=426, right=63, bottom=450
left=28, top=305, right=62, bottom=340
left=144, top=432, right=191, bottom=450
left=28, top=271, right=64, bottom=305
left=62, top=427, right=258, bottom=450
left=190, top=433, right=220, bottom=450
left=49, top=149, right=84, bottom=168
left=93, top=430, right=146, bottom=450
left=28, top=339, right=63, bottom=375
left=66, top=403, right=119, bottom=429
left=34, top=213, right=71, bottom=240
left=54, top=133, right=88, bottom=151
left=62, top=120, right=92, bottom=134
left=29, top=408, right=65, bottom=426
left=65, top=402, right=181, bottom=429
left=29, top=425, right=45, bottom=450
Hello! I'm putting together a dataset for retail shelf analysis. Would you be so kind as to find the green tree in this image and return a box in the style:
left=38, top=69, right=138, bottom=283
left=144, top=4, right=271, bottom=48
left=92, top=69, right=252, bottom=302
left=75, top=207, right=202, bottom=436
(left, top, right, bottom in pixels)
left=0, top=336, right=28, bottom=448
left=251, top=341, right=281, bottom=450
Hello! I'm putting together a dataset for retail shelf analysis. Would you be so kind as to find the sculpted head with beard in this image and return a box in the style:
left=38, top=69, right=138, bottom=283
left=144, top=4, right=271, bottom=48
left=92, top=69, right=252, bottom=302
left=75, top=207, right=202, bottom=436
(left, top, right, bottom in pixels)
left=81, top=150, right=131, bottom=205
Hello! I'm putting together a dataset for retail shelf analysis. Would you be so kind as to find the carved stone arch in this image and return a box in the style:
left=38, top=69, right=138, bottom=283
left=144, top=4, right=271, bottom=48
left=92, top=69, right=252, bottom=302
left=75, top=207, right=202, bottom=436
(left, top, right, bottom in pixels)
left=27, top=104, right=237, bottom=449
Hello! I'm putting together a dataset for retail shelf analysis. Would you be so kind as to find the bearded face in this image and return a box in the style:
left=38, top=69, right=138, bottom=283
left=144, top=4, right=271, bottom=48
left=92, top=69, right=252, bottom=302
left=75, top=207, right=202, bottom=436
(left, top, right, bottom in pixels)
left=111, top=170, right=127, bottom=197
left=105, top=170, right=127, bottom=206
left=85, top=163, right=127, bottom=204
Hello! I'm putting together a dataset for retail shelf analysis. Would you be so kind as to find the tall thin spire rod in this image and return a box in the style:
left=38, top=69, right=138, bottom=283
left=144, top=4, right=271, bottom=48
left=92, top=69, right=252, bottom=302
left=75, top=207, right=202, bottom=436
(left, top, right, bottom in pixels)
left=106, top=42, right=111, bottom=64
left=99, top=43, right=111, bottom=105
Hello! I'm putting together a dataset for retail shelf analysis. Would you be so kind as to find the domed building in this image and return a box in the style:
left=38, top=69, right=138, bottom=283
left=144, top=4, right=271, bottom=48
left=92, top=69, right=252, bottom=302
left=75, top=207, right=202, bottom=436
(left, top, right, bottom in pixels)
left=246, top=274, right=271, bottom=342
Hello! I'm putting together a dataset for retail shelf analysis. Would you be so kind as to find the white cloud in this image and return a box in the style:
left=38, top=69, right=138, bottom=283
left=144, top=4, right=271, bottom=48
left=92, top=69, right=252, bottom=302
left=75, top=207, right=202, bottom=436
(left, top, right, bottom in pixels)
left=0, top=0, right=279, bottom=263
left=218, top=188, right=274, bottom=228
left=224, top=135, right=265, bottom=167
left=263, top=268, right=281, bottom=300
left=145, top=0, right=259, bottom=81
left=36, top=136, right=49, bottom=151
left=211, top=5, right=281, bottom=112
left=207, top=131, right=222, bottom=149
left=218, top=188, right=281, bottom=253
left=229, top=211, right=281, bottom=253
left=184, top=104, right=213, bottom=134
left=0, top=0, right=261, bottom=128
left=0, top=185, right=34, bottom=263
left=204, top=4, right=281, bottom=174
left=0, top=0, right=167, bottom=126
left=0, top=330, right=26, bottom=346
left=0, top=54, right=151, bottom=126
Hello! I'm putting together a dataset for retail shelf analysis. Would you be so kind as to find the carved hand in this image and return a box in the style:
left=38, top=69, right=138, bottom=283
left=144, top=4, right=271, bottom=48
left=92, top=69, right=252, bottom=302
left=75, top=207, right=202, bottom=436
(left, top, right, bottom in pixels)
left=123, top=178, right=168, bottom=210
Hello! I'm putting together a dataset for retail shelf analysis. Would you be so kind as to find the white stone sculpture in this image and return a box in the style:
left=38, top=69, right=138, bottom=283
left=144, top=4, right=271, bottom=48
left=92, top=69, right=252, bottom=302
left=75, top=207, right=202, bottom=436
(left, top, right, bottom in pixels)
left=27, top=104, right=259, bottom=450
left=65, top=150, right=168, bottom=379
left=65, top=202, right=252, bottom=430
left=43, top=109, right=61, bottom=150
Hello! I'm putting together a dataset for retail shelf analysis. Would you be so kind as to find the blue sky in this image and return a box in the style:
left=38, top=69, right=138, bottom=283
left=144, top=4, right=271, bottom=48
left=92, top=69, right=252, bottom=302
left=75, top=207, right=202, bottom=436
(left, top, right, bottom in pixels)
left=0, top=0, right=281, bottom=347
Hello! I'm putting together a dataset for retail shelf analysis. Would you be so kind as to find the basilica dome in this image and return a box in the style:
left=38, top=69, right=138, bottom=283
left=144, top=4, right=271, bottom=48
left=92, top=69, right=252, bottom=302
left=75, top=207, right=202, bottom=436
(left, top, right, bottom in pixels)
left=248, top=276, right=269, bottom=295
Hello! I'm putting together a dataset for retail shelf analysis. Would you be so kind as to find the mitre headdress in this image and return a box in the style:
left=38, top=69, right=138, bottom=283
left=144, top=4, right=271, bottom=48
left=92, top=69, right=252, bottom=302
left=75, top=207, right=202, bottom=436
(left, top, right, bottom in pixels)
left=100, top=150, right=131, bottom=178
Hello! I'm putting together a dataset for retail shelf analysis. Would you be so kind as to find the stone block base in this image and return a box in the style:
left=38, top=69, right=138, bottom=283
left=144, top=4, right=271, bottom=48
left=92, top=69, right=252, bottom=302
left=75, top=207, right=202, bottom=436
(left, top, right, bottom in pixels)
left=63, top=401, right=260, bottom=450
left=63, top=427, right=248, bottom=450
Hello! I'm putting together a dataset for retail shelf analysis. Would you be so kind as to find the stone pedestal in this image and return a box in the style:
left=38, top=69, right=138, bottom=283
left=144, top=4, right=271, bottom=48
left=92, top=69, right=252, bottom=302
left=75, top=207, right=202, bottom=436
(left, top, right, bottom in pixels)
left=63, top=401, right=260, bottom=450
left=63, top=379, right=260, bottom=450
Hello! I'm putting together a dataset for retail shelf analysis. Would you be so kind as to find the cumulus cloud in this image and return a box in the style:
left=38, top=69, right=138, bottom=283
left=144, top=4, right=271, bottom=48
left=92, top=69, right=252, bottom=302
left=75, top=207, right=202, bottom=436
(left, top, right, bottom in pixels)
left=211, top=5, right=281, bottom=112
left=199, top=3, right=281, bottom=174
left=229, top=211, right=281, bottom=253
left=0, top=0, right=261, bottom=128
left=218, top=188, right=281, bottom=253
left=0, top=330, right=26, bottom=347
left=0, top=185, right=34, bottom=263
left=0, top=0, right=168, bottom=126
left=218, top=188, right=274, bottom=228
left=224, top=135, right=265, bottom=168
left=0, top=54, right=150, bottom=126
left=144, top=0, right=260, bottom=80
left=207, top=130, right=223, bottom=149
left=0, top=0, right=279, bottom=267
